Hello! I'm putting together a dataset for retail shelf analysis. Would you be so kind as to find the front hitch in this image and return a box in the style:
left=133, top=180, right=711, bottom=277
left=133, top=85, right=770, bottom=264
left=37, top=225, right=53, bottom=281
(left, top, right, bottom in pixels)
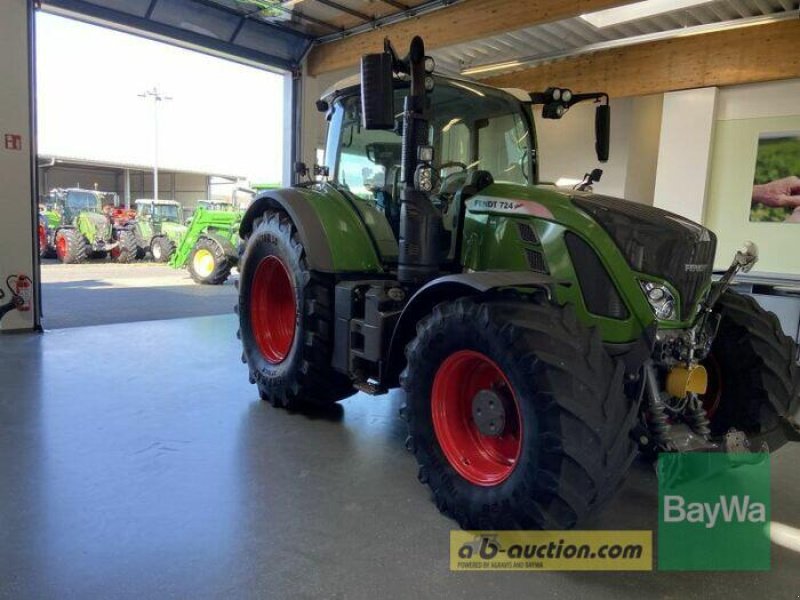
left=695, top=241, right=759, bottom=324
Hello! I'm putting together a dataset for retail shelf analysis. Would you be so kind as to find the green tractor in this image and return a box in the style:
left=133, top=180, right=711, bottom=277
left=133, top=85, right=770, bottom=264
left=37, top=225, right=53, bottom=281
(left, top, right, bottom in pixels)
left=133, top=199, right=187, bottom=262
left=39, top=188, right=137, bottom=263
left=169, top=207, right=242, bottom=285
left=235, top=38, right=800, bottom=530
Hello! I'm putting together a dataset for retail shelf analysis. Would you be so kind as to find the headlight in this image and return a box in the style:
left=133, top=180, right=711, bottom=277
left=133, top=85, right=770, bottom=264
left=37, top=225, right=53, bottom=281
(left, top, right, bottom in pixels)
left=639, top=281, right=677, bottom=320
left=415, top=166, right=433, bottom=192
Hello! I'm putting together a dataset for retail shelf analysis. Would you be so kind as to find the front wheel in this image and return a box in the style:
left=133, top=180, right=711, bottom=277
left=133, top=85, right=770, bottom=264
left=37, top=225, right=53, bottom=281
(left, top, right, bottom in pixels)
left=38, top=219, right=54, bottom=258
left=401, top=298, right=637, bottom=530
left=113, top=229, right=139, bottom=263
left=55, top=229, right=89, bottom=264
left=237, top=209, right=354, bottom=409
left=151, top=236, right=173, bottom=263
left=703, top=290, right=800, bottom=450
left=188, top=237, right=231, bottom=285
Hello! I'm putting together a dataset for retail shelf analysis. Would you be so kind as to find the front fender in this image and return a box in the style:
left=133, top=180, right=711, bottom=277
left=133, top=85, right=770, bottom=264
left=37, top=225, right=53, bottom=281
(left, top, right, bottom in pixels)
left=384, top=271, right=558, bottom=386
left=204, top=232, right=238, bottom=260
left=240, top=187, right=384, bottom=274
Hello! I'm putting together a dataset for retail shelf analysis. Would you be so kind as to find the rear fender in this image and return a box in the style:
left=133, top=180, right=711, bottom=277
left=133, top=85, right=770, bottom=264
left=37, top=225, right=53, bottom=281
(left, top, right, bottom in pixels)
left=383, top=272, right=558, bottom=386
left=240, top=188, right=383, bottom=274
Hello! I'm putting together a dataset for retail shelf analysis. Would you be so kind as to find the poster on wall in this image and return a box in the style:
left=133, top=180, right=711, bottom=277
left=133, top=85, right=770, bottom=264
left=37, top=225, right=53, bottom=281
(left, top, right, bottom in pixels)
left=750, top=131, right=800, bottom=224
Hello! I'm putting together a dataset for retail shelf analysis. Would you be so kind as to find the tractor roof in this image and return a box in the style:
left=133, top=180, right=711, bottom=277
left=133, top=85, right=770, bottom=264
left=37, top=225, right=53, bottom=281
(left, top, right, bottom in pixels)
left=135, top=199, right=181, bottom=206
left=320, top=73, right=530, bottom=105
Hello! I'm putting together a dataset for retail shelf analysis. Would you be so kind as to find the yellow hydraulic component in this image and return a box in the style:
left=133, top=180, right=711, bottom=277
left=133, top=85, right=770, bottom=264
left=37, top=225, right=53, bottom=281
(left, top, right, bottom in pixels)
left=666, top=363, right=708, bottom=398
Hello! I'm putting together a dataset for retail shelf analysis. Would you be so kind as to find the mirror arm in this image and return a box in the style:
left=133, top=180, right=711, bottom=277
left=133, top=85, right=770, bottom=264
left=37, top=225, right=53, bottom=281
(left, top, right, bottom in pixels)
left=565, top=92, right=608, bottom=108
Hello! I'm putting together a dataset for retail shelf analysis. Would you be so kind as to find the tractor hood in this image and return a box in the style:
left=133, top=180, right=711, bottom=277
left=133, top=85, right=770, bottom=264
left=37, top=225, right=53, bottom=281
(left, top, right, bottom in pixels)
left=569, top=192, right=717, bottom=319
left=83, top=211, right=112, bottom=242
left=161, top=221, right=188, bottom=242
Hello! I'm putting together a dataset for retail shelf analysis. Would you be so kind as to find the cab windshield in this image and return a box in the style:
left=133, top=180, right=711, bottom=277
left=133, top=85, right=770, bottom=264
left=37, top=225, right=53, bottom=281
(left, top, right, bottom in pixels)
left=65, top=191, right=100, bottom=212
left=154, top=204, right=181, bottom=221
left=330, top=80, right=533, bottom=202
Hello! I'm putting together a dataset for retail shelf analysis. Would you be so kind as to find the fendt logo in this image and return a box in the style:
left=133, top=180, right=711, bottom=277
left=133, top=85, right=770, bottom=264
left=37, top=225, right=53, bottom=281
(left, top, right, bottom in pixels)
left=684, top=263, right=710, bottom=272
left=663, top=495, right=767, bottom=529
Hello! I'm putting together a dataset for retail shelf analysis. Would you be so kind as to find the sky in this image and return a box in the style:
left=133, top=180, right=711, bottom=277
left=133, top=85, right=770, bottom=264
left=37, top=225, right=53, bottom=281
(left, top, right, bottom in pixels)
left=35, top=12, right=285, bottom=183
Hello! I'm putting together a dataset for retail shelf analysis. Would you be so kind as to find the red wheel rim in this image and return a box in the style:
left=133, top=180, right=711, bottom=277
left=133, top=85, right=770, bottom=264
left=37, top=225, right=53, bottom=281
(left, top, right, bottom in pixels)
left=701, top=354, right=723, bottom=419
left=56, top=234, right=67, bottom=259
left=431, top=350, right=522, bottom=486
left=250, top=256, right=296, bottom=364
left=38, top=224, right=47, bottom=251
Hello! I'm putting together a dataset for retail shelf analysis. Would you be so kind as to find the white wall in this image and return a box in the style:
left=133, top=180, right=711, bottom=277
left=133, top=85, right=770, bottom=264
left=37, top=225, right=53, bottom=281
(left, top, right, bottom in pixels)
left=624, top=94, right=663, bottom=205
left=0, top=0, right=36, bottom=332
left=652, top=88, right=718, bottom=222
left=535, top=95, right=663, bottom=203
left=535, top=98, right=631, bottom=197
left=704, top=79, right=800, bottom=274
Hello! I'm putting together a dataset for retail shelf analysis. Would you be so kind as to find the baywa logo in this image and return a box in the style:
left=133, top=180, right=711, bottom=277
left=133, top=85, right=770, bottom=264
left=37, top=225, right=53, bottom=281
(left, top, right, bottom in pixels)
left=658, top=453, right=771, bottom=571
left=663, top=494, right=766, bottom=528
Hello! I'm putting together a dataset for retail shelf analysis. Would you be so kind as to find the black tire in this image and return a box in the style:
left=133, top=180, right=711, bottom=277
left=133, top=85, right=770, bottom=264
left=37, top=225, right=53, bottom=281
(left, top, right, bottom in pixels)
left=400, top=298, right=638, bottom=530
left=238, top=209, right=355, bottom=409
left=188, top=237, right=232, bottom=285
left=114, top=229, right=139, bottom=263
left=151, top=236, right=174, bottom=263
left=704, top=290, right=800, bottom=450
left=55, top=228, right=90, bottom=264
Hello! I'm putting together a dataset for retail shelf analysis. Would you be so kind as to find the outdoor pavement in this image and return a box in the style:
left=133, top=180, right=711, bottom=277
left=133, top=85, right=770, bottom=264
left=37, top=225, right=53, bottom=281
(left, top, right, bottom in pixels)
left=40, top=259, right=237, bottom=329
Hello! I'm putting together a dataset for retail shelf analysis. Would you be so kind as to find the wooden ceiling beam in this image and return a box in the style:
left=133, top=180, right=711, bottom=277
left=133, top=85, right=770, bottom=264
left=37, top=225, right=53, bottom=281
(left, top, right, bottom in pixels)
left=483, top=19, right=800, bottom=98
left=306, top=0, right=641, bottom=76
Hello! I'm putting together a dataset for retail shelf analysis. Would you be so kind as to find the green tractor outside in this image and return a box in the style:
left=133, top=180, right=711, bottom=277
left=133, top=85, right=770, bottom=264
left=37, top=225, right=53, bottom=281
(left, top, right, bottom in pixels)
left=133, top=199, right=187, bottom=263
left=165, top=188, right=259, bottom=284
left=170, top=206, right=243, bottom=285
left=39, top=188, right=138, bottom=263
left=235, top=38, right=799, bottom=530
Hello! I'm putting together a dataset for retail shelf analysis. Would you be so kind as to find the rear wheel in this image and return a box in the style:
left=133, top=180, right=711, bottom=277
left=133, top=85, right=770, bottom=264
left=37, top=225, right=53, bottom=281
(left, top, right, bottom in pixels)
left=188, top=237, right=231, bottom=285
left=151, top=236, right=174, bottom=263
left=703, top=290, right=800, bottom=450
left=38, top=219, right=54, bottom=258
left=55, top=228, right=89, bottom=264
left=401, top=298, right=637, bottom=530
left=238, top=209, right=354, bottom=409
left=113, top=229, right=138, bottom=263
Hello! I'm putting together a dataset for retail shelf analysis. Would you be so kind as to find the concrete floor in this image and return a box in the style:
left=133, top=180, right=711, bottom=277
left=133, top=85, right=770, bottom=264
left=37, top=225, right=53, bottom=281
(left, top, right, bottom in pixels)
left=40, top=260, right=237, bottom=329
left=1, top=315, right=799, bottom=599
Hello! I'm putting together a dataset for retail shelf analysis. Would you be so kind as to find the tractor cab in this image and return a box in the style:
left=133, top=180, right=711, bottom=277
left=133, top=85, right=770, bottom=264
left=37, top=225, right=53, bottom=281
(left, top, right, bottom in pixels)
left=135, top=199, right=184, bottom=224
left=320, top=77, right=535, bottom=243
left=45, top=188, right=104, bottom=223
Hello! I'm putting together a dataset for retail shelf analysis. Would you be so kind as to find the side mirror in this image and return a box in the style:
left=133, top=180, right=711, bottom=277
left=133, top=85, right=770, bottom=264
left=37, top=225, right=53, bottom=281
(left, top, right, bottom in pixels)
left=595, top=104, right=610, bottom=162
left=360, top=52, right=394, bottom=130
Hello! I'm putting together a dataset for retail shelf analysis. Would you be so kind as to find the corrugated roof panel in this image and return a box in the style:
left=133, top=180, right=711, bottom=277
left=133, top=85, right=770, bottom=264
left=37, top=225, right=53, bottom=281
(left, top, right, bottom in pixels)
left=431, top=0, right=799, bottom=77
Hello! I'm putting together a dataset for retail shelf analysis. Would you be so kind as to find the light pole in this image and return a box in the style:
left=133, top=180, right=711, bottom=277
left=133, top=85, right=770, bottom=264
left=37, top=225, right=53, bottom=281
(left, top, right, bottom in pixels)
left=138, top=87, right=172, bottom=201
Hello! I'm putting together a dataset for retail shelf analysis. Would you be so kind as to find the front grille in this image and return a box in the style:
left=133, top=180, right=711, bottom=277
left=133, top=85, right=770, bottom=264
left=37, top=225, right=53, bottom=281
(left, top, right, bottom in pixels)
left=517, top=222, right=540, bottom=244
left=565, top=232, right=629, bottom=320
left=525, top=248, right=548, bottom=273
left=572, top=195, right=716, bottom=320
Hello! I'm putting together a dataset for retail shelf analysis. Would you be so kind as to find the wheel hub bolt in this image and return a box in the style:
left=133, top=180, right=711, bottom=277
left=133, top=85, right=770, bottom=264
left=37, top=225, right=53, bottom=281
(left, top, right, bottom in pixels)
left=471, top=389, right=506, bottom=437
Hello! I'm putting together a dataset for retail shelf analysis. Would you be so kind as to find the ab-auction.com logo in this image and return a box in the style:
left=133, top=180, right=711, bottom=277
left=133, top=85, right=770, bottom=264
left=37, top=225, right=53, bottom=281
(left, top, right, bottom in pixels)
left=658, top=452, right=771, bottom=571
left=450, top=531, right=652, bottom=571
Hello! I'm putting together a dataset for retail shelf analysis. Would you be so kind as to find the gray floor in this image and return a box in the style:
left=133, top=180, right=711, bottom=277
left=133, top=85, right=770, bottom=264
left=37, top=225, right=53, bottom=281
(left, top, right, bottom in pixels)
left=1, top=315, right=799, bottom=599
left=40, top=260, right=237, bottom=329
